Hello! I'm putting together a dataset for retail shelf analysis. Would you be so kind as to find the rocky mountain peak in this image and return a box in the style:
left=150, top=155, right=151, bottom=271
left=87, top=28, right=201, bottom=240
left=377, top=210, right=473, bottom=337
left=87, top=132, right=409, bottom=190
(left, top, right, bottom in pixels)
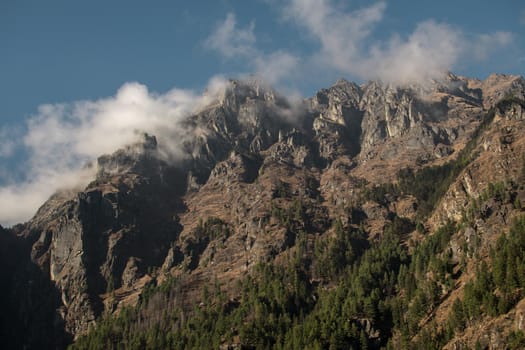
left=481, top=73, right=525, bottom=109
left=181, top=79, right=302, bottom=179
left=312, top=78, right=361, bottom=113
left=4, top=73, right=525, bottom=349
left=216, top=78, right=279, bottom=109
left=96, top=133, right=161, bottom=179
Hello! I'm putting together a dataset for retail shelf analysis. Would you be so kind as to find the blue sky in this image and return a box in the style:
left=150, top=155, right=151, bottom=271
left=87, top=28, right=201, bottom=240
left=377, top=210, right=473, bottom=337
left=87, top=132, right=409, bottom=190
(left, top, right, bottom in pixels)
left=0, top=0, right=524, bottom=225
left=2, top=0, right=524, bottom=125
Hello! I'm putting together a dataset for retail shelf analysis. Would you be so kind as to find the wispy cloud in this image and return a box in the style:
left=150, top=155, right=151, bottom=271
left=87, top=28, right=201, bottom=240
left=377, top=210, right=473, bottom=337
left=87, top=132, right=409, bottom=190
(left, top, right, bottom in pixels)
left=283, top=0, right=386, bottom=74
left=472, top=31, right=513, bottom=60
left=1, top=1, right=516, bottom=226
left=0, top=77, right=230, bottom=226
left=208, top=0, right=514, bottom=86
left=0, top=126, right=22, bottom=158
left=205, top=13, right=257, bottom=59
left=254, top=51, right=299, bottom=86
left=205, top=13, right=300, bottom=85
left=283, top=0, right=512, bottom=85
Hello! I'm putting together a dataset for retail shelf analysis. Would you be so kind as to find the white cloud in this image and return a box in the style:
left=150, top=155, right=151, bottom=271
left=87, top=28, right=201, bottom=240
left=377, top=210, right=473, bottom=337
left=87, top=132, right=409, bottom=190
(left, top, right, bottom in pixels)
left=23, top=83, right=198, bottom=169
left=0, top=167, right=95, bottom=228
left=205, top=13, right=300, bottom=85
left=282, top=0, right=513, bottom=85
left=367, top=20, right=464, bottom=84
left=0, top=77, right=230, bottom=227
left=207, top=1, right=514, bottom=87
left=284, top=0, right=386, bottom=73
left=472, top=31, right=513, bottom=60
left=1, top=2, right=515, bottom=226
left=205, top=13, right=256, bottom=59
left=254, top=51, right=300, bottom=85
left=0, top=126, right=20, bottom=158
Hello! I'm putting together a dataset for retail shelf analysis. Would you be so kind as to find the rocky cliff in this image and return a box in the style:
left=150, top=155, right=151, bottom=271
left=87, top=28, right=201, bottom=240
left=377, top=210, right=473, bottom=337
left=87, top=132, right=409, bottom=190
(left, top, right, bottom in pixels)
left=2, top=73, right=525, bottom=349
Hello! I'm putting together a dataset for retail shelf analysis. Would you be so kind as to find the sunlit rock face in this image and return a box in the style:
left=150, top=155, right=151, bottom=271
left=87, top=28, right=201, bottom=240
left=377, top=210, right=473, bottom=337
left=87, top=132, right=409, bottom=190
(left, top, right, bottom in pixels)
left=3, top=74, right=525, bottom=348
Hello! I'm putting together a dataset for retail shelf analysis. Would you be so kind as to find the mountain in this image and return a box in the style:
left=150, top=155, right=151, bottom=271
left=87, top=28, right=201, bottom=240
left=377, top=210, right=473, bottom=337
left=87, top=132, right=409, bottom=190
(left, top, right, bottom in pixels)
left=2, top=73, right=525, bottom=349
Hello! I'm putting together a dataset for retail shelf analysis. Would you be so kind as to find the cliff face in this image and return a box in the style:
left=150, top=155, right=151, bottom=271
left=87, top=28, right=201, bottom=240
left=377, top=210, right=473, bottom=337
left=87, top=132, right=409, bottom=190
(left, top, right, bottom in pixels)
left=5, top=135, right=186, bottom=341
left=3, top=73, right=525, bottom=349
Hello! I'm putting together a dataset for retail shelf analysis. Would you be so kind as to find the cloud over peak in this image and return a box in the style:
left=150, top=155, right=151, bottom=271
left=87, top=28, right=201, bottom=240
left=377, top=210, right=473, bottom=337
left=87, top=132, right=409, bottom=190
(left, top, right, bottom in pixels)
left=0, top=78, right=230, bottom=226
left=0, top=1, right=516, bottom=226
left=207, top=0, right=513, bottom=86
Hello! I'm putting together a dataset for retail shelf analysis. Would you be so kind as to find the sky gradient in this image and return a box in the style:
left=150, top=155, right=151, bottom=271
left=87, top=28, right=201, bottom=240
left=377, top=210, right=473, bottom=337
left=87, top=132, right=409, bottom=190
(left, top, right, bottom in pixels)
left=0, top=0, right=524, bottom=225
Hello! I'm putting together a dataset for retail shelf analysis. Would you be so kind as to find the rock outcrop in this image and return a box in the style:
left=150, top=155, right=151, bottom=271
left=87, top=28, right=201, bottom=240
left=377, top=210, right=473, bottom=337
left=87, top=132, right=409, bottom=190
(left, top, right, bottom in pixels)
left=2, top=73, right=525, bottom=349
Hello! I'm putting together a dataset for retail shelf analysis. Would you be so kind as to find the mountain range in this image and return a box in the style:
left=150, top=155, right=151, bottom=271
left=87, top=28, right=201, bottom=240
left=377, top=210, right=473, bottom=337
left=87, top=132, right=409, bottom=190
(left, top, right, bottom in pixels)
left=1, top=73, right=525, bottom=349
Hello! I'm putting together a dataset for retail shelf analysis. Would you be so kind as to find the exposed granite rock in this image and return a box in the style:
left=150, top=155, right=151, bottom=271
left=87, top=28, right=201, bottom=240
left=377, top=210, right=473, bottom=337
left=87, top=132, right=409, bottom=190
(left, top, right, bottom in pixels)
left=358, top=79, right=481, bottom=165
left=480, top=73, right=525, bottom=109
left=309, top=79, right=363, bottom=161
left=5, top=73, right=525, bottom=349
left=208, top=151, right=262, bottom=185
left=12, top=138, right=185, bottom=338
left=96, top=133, right=159, bottom=178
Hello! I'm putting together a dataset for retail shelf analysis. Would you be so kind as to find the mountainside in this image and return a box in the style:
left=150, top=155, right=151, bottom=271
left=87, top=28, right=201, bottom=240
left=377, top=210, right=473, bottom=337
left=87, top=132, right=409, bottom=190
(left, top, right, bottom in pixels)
left=2, top=73, right=525, bottom=349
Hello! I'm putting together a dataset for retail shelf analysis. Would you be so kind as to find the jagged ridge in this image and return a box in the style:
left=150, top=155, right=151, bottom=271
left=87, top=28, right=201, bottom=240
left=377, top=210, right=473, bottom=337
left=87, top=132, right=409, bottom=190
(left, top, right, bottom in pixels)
left=1, top=73, right=525, bottom=349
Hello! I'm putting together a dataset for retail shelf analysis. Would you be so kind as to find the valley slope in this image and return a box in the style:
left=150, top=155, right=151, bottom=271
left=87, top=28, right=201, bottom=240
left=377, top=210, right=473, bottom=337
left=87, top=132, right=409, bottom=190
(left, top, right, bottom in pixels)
left=2, top=73, right=525, bottom=349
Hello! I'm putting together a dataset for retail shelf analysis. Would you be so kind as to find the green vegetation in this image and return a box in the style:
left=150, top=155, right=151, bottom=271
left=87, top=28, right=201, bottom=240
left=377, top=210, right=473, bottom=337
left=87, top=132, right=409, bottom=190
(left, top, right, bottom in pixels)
left=313, top=219, right=368, bottom=279
left=270, top=199, right=305, bottom=230
left=182, top=217, right=231, bottom=270
left=507, top=330, right=525, bottom=349
left=362, top=153, right=470, bottom=219
left=362, top=107, right=496, bottom=220
left=362, top=182, right=400, bottom=205
left=71, top=216, right=411, bottom=349
left=70, top=103, right=525, bottom=350
left=521, top=153, right=525, bottom=183
left=397, top=104, right=494, bottom=219
left=273, top=180, right=292, bottom=199
left=445, top=216, right=525, bottom=342
left=71, top=210, right=525, bottom=349
left=461, top=181, right=511, bottom=225
left=496, top=95, right=525, bottom=112
left=377, top=98, right=520, bottom=217
left=391, top=221, right=457, bottom=346
left=194, top=217, right=231, bottom=241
